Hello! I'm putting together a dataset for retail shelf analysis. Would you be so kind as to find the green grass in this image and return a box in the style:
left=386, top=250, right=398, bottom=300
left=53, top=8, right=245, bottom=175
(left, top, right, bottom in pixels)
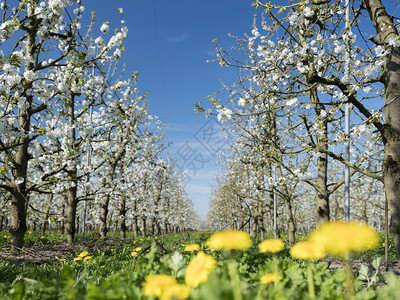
left=0, top=230, right=399, bottom=299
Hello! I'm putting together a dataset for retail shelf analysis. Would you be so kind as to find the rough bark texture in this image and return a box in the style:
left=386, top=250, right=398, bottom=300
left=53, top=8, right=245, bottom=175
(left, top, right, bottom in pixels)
left=383, top=46, right=400, bottom=254
left=42, top=205, right=50, bottom=234
left=65, top=94, right=77, bottom=246
left=99, top=195, right=110, bottom=238
left=9, top=15, right=39, bottom=250
left=363, top=0, right=400, bottom=255
left=10, top=192, right=27, bottom=249
left=277, top=166, right=296, bottom=244
left=65, top=184, right=77, bottom=245
left=120, top=196, right=127, bottom=239
left=132, top=200, right=139, bottom=237
left=311, top=86, right=330, bottom=224
left=315, top=150, right=330, bottom=224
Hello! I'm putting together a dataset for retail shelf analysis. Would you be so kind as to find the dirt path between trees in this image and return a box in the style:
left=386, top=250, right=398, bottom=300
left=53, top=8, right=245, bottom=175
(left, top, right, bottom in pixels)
left=0, top=238, right=130, bottom=265
left=1, top=241, right=400, bottom=278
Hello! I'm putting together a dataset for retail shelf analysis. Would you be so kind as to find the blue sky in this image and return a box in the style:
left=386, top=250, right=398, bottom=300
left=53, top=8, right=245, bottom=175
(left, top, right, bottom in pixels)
left=83, top=0, right=258, bottom=220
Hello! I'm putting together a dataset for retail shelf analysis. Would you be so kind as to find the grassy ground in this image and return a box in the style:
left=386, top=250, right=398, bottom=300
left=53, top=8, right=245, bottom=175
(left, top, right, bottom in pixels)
left=0, top=230, right=399, bottom=299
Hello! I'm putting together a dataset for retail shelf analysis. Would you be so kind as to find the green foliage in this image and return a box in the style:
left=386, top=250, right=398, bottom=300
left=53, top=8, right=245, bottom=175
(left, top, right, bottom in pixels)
left=0, top=231, right=399, bottom=299
left=358, top=257, right=385, bottom=289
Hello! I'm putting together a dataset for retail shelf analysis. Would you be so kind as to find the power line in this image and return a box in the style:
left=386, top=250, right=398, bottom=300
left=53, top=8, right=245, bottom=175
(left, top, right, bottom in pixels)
left=151, top=0, right=170, bottom=117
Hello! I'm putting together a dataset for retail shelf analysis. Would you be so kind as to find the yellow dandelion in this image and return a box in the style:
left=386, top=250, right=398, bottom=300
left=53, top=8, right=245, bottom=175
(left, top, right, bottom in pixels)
left=59, top=258, right=66, bottom=262
left=131, top=251, right=138, bottom=257
left=78, top=251, right=90, bottom=258
left=310, top=221, right=381, bottom=256
left=161, top=283, right=190, bottom=300
left=184, top=244, right=200, bottom=251
left=133, top=247, right=142, bottom=252
left=143, top=274, right=189, bottom=300
left=205, top=230, right=253, bottom=251
left=259, top=239, right=285, bottom=253
left=73, top=257, right=83, bottom=261
left=290, top=240, right=326, bottom=260
left=84, top=255, right=93, bottom=261
left=260, top=273, right=283, bottom=284
left=40, top=236, right=45, bottom=239
left=185, top=251, right=216, bottom=288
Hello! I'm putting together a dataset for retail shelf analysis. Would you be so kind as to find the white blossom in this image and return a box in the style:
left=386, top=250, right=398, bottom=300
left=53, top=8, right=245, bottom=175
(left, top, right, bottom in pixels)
left=100, top=22, right=109, bottom=34
left=304, top=7, right=314, bottom=18
left=95, top=36, right=104, bottom=45
left=217, top=107, right=233, bottom=122
left=288, top=12, right=302, bottom=26
left=23, top=70, right=35, bottom=81
left=286, top=98, right=298, bottom=107
left=388, top=37, right=400, bottom=47
left=238, top=97, right=247, bottom=107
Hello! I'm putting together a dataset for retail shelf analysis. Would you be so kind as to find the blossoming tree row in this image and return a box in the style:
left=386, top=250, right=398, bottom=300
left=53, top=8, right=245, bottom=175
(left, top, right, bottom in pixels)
left=0, top=0, right=200, bottom=248
left=201, top=0, right=394, bottom=249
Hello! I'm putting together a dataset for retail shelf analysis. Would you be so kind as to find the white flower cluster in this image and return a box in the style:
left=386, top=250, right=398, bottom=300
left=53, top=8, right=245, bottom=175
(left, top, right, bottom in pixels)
left=289, top=11, right=302, bottom=26
left=217, top=106, right=233, bottom=123
left=0, top=21, right=19, bottom=42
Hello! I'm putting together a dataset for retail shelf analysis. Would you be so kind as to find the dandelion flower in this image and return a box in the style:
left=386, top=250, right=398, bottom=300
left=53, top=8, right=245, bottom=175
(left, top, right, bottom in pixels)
left=161, top=283, right=190, bottom=300
left=131, top=251, right=138, bottom=257
left=184, top=244, right=200, bottom=251
left=185, top=251, right=216, bottom=288
left=78, top=251, right=89, bottom=258
left=143, top=274, right=176, bottom=296
left=260, top=273, right=283, bottom=284
left=290, top=240, right=326, bottom=260
left=133, top=247, right=142, bottom=252
left=143, top=275, right=189, bottom=300
left=259, top=239, right=285, bottom=253
left=311, top=221, right=381, bottom=256
left=205, top=230, right=253, bottom=251
left=83, top=255, right=93, bottom=261
left=73, top=257, right=82, bottom=261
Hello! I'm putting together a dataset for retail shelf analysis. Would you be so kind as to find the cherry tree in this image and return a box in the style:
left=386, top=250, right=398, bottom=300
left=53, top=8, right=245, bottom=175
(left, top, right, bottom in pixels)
left=0, top=0, right=132, bottom=248
left=200, top=0, right=400, bottom=249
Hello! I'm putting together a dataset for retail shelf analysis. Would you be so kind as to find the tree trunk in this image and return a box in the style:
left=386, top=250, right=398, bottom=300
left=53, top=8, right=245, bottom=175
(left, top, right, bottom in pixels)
left=315, top=151, right=330, bottom=224
left=363, top=0, right=400, bottom=254
left=311, top=86, right=330, bottom=224
left=100, top=194, right=110, bottom=238
left=65, top=186, right=77, bottom=245
left=251, top=213, right=257, bottom=238
left=9, top=16, right=38, bottom=250
left=142, top=216, right=147, bottom=234
left=120, top=196, right=127, bottom=239
left=277, top=166, right=296, bottom=244
left=66, top=94, right=77, bottom=246
left=42, top=205, right=50, bottom=234
left=10, top=191, right=27, bottom=249
left=60, top=205, right=65, bottom=233
left=132, top=200, right=139, bottom=237
left=383, top=46, right=400, bottom=254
